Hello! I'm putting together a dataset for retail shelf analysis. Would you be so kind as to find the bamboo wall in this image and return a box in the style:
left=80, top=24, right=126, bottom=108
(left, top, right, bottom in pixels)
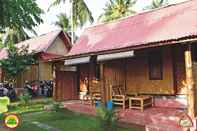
left=16, top=64, right=39, bottom=88
left=78, top=46, right=186, bottom=96
left=103, top=60, right=126, bottom=100
left=38, top=61, right=53, bottom=80
left=173, top=46, right=187, bottom=94
left=79, top=63, right=101, bottom=95
left=16, top=61, right=53, bottom=88
left=192, top=62, right=197, bottom=116
left=192, top=44, right=197, bottom=116
left=126, top=47, right=174, bottom=94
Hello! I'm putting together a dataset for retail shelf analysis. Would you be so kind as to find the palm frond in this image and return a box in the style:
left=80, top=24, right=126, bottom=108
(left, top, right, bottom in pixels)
left=48, top=0, right=66, bottom=11
left=98, top=0, right=136, bottom=23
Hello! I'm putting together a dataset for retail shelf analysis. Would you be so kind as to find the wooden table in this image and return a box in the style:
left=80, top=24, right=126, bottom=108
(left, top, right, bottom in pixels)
left=129, top=96, right=153, bottom=112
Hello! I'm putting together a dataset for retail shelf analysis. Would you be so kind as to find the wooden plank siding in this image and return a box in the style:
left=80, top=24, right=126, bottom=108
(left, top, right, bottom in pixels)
left=53, top=45, right=188, bottom=102
left=192, top=43, right=197, bottom=117
left=79, top=46, right=187, bottom=99
left=55, top=70, right=78, bottom=101
left=38, top=61, right=53, bottom=81
left=103, top=60, right=126, bottom=100
left=126, top=47, right=174, bottom=94
left=16, top=64, right=39, bottom=88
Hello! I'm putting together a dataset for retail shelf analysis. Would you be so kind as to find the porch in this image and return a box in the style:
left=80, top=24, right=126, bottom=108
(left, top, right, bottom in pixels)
left=63, top=101, right=186, bottom=131
left=54, top=44, right=197, bottom=130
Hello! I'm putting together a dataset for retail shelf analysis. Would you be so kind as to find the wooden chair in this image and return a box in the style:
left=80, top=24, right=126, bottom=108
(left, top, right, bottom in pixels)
left=111, top=84, right=129, bottom=110
left=91, top=92, right=101, bottom=106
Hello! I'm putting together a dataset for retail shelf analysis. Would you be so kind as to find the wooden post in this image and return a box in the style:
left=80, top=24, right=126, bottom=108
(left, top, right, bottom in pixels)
left=100, top=63, right=106, bottom=104
left=184, top=47, right=195, bottom=119
left=53, top=63, right=58, bottom=101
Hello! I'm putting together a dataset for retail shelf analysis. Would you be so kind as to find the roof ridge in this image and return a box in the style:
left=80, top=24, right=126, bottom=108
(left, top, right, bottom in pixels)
left=85, top=0, right=191, bottom=31
left=16, top=29, right=62, bottom=45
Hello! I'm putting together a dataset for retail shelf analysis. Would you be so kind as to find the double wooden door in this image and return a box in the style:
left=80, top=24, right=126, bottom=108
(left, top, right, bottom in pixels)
left=55, top=71, right=78, bottom=101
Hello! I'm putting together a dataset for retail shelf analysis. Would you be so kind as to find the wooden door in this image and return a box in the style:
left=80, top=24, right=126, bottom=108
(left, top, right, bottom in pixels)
left=55, top=71, right=78, bottom=101
left=103, top=60, right=126, bottom=100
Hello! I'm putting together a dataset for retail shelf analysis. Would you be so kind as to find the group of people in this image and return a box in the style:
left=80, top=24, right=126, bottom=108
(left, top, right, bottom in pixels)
left=0, top=82, right=16, bottom=101
left=0, top=80, right=54, bottom=101
left=24, top=80, right=53, bottom=97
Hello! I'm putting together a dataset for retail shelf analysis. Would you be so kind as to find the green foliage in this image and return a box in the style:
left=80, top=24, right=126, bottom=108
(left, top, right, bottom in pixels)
left=55, top=13, right=71, bottom=33
left=51, top=102, right=62, bottom=112
left=19, top=92, right=32, bottom=106
left=72, top=0, right=94, bottom=29
left=144, top=0, right=168, bottom=10
left=0, top=42, right=35, bottom=82
left=96, top=106, right=118, bottom=131
left=0, top=96, right=10, bottom=114
left=49, top=0, right=94, bottom=29
left=98, top=0, right=137, bottom=22
left=2, top=28, right=30, bottom=44
left=0, top=0, right=43, bottom=33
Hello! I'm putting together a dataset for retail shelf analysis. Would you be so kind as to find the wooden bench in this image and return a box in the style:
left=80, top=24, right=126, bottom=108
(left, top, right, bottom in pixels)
left=129, top=95, right=153, bottom=112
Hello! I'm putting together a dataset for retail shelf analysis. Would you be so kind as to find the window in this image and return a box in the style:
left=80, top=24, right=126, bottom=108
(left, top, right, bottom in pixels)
left=148, top=50, right=163, bottom=80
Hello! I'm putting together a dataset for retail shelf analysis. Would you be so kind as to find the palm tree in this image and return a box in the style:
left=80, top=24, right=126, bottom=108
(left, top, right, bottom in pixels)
left=49, top=0, right=94, bottom=44
left=55, top=13, right=71, bottom=33
left=144, top=0, right=168, bottom=10
left=55, top=13, right=78, bottom=41
left=98, top=0, right=137, bottom=23
left=2, top=27, right=29, bottom=44
left=49, top=0, right=93, bottom=29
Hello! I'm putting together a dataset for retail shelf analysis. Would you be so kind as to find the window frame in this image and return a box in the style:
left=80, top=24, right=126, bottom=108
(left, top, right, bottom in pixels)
left=148, top=49, right=163, bottom=80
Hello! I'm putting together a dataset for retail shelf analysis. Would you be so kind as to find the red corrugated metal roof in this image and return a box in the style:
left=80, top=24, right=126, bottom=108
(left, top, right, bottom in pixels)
left=16, top=30, right=69, bottom=53
left=0, top=30, right=71, bottom=60
left=69, top=0, right=197, bottom=56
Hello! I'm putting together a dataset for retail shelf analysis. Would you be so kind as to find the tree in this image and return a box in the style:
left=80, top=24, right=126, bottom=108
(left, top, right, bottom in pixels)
left=72, top=0, right=94, bottom=29
left=55, top=13, right=71, bottom=33
left=0, top=43, right=35, bottom=83
left=49, top=0, right=94, bottom=29
left=55, top=13, right=78, bottom=41
left=144, top=0, right=168, bottom=10
left=0, top=0, right=43, bottom=42
left=2, top=28, right=30, bottom=44
left=98, top=0, right=137, bottom=23
left=0, top=0, right=43, bottom=33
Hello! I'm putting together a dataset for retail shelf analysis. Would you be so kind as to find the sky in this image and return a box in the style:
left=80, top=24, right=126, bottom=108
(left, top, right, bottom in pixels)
left=34, top=0, right=188, bottom=36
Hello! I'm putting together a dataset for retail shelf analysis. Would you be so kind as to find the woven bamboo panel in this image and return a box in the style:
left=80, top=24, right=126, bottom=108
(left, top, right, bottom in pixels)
left=103, top=60, right=126, bottom=100
left=192, top=62, right=197, bottom=116
left=39, top=61, right=53, bottom=80
left=16, top=64, right=39, bottom=88
left=174, top=45, right=187, bottom=94
left=126, top=47, right=174, bottom=94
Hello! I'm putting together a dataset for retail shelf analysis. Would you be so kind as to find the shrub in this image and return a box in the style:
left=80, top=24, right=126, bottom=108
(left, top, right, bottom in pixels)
left=0, top=96, right=10, bottom=114
left=19, top=92, right=31, bottom=106
left=44, top=101, right=63, bottom=112
left=96, top=106, right=118, bottom=131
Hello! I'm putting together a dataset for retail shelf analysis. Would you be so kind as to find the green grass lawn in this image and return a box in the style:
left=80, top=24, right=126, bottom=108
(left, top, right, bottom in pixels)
left=18, top=109, right=141, bottom=131
left=0, top=99, right=144, bottom=131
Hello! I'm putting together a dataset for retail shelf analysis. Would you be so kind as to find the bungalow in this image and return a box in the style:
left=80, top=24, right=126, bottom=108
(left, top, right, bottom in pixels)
left=53, top=0, right=197, bottom=125
left=0, top=30, right=71, bottom=90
